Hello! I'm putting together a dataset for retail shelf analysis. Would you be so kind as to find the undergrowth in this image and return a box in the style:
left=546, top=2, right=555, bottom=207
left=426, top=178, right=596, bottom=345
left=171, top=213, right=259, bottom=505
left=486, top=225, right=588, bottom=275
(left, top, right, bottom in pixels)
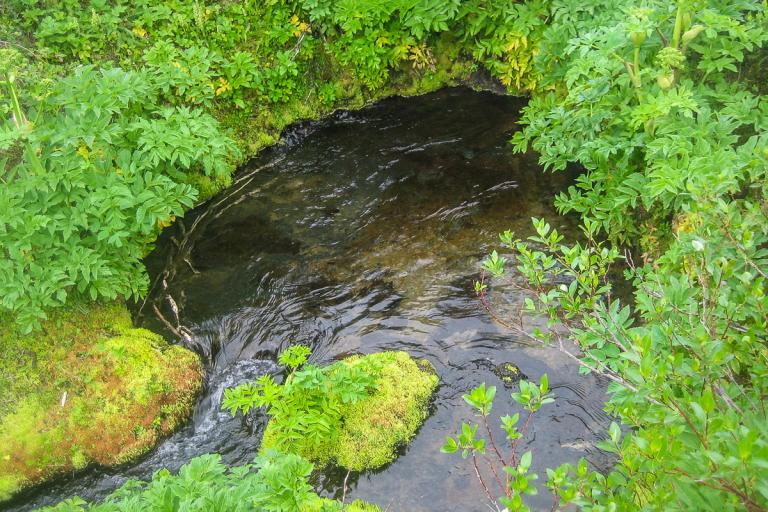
left=225, top=348, right=438, bottom=472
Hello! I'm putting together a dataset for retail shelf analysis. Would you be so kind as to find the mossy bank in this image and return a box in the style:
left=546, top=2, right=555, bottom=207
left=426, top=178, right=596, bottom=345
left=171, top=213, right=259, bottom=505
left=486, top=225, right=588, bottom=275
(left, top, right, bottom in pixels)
left=0, top=303, right=202, bottom=502
left=196, top=41, right=475, bottom=201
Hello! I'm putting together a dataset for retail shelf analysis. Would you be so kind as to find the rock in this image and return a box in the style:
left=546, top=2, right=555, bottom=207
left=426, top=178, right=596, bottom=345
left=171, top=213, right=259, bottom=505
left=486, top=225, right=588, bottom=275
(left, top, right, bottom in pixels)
left=494, top=362, right=527, bottom=388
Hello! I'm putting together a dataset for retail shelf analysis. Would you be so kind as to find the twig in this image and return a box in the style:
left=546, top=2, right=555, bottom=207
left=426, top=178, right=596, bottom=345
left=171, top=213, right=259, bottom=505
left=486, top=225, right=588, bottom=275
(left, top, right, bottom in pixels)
left=0, top=39, right=38, bottom=56
left=341, top=470, right=351, bottom=504
left=478, top=290, right=637, bottom=392
left=510, top=411, right=535, bottom=467
left=152, top=303, right=193, bottom=343
left=290, top=29, right=310, bottom=60
left=483, top=455, right=506, bottom=495
left=483, top=413, right=506, bottom=467
left=184, top=257, right=200, bottom=274
left=472, top=453, right=498, bottom=510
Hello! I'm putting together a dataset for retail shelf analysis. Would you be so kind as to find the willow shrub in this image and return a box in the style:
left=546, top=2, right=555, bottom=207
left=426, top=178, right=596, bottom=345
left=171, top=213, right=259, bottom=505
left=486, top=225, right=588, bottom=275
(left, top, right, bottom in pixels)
left=458, top=0, right=768, bottom=510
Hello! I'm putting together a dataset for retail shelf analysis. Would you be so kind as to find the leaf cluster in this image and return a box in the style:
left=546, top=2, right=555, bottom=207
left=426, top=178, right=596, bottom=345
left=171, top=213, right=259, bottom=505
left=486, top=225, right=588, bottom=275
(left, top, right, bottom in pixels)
left=223, top=345, right=380, bottom=457
left=441, top=377, right=554, bottom=512
left=39, top=451, right=369, bottom=512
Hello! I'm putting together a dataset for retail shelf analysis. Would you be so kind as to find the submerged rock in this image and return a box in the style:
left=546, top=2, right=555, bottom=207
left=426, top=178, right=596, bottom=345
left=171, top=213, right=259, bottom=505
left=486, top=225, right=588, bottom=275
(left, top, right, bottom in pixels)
left=494, top=362, right=527, bottom=388
left=0, top=302, right=202, bottom=502
left=261, top=351, right=439, bottom=472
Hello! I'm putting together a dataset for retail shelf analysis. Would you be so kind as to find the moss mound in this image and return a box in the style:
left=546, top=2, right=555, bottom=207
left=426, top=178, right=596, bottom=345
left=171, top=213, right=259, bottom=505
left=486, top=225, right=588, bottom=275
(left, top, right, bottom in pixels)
left=343, top=500, right=383, bottom=512
left=494, top=362, right=527, bottom=388
left=305, top=499, right=381, bottom=512
left=261, top=351, right=438, bottom=472
left=0, top=302, right=203, bottom=502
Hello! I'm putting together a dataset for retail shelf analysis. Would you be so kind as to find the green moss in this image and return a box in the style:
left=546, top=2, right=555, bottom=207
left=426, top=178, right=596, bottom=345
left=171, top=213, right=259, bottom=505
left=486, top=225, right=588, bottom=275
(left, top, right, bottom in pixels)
left=345, top=500, right=383, bottom=512
left=301, top=498, right=381, bottom=512
left=0, top=302, right=203, bottom=503
left=0, top=475, right=22, bottom=503
left=206, top=48, right=474, bottom=201
left=262, top=351, right=438, bottom=472
left=494, top=362, right=526, bottom=388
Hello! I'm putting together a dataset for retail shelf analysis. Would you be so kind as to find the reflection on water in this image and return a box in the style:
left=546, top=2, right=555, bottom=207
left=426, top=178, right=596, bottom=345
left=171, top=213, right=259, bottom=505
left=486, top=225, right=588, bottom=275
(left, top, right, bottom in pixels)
left=9, top=88, right=613, bottom=512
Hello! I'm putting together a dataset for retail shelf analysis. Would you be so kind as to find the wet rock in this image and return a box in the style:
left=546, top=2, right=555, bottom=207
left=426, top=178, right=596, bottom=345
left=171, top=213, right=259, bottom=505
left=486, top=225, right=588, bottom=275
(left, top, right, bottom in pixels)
left=494, top=362, right=527, bottom=388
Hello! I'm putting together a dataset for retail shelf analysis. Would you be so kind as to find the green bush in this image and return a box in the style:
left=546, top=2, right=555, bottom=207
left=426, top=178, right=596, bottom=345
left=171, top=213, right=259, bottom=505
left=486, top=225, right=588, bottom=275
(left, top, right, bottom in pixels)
left=465, top=1, right=768, bottom=510
left=38, top=451, right=380, bottom=512
left=0, top=62, right=239, bottom=330
left=512, top=0, right=768, bottom=248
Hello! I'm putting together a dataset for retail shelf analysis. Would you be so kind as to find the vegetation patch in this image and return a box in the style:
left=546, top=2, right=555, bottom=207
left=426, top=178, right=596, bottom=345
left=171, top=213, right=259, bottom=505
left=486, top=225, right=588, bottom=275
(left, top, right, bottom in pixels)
left=3, top=0, right=768, bottom=509
left=225, top=349, right=438, bottom=472
left=462, top=1, right=768, bottom=509
left=493, top=362, right=526, bottom=388
left=0, top=0, right=546, bottom=330
left=37, top=452, right=381, bottom=512
left=0, top=302, right=202, bottom=502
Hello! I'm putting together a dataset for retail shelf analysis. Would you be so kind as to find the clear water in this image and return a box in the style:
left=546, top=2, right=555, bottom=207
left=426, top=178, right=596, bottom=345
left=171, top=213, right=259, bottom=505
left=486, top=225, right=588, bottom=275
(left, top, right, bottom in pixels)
left=8, top=88, right=614, bottom=512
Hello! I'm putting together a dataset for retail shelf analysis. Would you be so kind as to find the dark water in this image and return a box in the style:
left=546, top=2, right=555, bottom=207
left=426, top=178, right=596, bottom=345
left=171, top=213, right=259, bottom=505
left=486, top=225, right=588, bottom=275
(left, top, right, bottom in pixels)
left=8, top=88, right=613, bottom=512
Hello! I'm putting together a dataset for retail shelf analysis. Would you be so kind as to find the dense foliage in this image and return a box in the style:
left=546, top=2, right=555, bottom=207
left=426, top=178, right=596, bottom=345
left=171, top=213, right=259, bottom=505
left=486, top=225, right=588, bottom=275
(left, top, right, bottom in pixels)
left=470, top=0, right=768, bottom=510
left=512, top=0, right=768, bottom=250
left=40, top=451, right=379, bottom=512
left=3, top=0, right=768, bottom=510
left=0, top=0, right=551, bottom=330
left=223, top=345, right=380, bottom=456
left=0, top=65, right=238, bottom=329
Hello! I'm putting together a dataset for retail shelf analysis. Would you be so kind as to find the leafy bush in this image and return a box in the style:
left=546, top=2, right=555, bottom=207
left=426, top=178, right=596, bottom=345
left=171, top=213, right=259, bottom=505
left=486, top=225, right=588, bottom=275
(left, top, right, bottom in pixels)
left=39, top=451, right=380, bottom=512
left=223, top=345, right=380, bottom=457
left=478, top=208, right=768, bottom=510
left=456, top=0, right=549, bottom=90
left=0, top=60, right=238, bottom=330
left=512, top=0, right=768, bottom=247
left=441, top=378, right=554, bottom=512
left=463, top=1, right=768, bottom=510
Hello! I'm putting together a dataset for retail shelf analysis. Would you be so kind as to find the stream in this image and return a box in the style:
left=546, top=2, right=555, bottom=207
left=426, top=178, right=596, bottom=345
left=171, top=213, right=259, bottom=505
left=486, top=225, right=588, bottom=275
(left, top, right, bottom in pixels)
left=8, top=88, right=614, bottom=512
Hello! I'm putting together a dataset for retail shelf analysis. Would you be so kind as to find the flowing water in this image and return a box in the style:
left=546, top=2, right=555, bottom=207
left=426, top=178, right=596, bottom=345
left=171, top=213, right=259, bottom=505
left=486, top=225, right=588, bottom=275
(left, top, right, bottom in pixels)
left=8, top=88, right=614, bottom=512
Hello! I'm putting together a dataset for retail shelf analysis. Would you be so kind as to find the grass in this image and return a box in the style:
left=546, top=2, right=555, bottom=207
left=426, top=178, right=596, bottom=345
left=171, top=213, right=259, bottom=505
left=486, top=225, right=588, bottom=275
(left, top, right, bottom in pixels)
left=0, top=301, right=202, bottom=502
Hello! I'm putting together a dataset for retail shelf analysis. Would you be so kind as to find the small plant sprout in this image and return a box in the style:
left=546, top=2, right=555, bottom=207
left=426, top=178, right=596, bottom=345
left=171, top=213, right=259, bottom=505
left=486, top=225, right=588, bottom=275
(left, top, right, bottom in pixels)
left=442, top=375, right=554, bottom=512
left=483, top=250, right=507, bottom=277
left=278, top=344, right=312, bottom=371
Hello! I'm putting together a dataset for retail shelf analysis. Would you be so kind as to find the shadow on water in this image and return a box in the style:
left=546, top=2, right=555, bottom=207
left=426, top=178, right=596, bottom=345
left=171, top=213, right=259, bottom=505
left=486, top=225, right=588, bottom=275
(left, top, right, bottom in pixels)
left=8, top=88, right=615, bottom=512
